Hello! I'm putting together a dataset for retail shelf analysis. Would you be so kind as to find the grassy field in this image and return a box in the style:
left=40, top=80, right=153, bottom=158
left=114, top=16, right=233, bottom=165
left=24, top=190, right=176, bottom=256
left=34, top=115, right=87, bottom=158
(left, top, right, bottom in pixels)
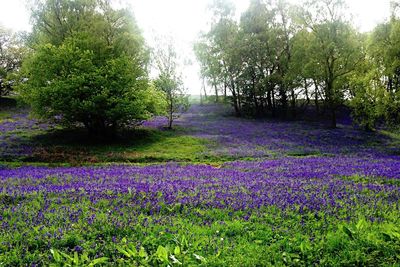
left=0, top=100, right=400, bottom=266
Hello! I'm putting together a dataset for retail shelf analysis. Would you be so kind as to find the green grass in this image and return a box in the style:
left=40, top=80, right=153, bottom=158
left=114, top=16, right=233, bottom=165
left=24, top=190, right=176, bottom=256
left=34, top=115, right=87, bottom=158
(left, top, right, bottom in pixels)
left=107, top=132, right=209, bottom=163
left=0, top=111, right=12, bottom=120
left=341, top=174, right=400, bottom=186
left=381, top=128, right=400, bottom=140
left=21, top=128, right=208, bottom=164
left=12, top=126, right=241, bottom=165
left=286, top=150, right=322, bottom=157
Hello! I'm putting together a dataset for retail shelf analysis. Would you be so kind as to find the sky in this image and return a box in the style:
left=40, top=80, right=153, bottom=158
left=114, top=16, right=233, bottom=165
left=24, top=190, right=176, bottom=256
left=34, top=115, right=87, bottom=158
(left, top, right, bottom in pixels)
left=0, top=0, right=392, bottom=94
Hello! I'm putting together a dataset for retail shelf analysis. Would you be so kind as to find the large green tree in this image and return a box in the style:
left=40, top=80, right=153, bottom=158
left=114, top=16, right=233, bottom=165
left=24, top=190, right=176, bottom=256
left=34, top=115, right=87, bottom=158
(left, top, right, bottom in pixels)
left=297, top=0, right=364, bottom=128
left=20, top=0, right=163, bottom=135
left=366, top=16, right=400, bottom=125
left=196, top=0, right=243, bottom=116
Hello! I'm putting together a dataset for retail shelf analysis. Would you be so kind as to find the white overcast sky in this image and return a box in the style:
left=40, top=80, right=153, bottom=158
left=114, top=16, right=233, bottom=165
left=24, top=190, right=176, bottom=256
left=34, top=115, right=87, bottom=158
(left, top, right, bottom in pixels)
left=0, top=0, right=392, bottom=94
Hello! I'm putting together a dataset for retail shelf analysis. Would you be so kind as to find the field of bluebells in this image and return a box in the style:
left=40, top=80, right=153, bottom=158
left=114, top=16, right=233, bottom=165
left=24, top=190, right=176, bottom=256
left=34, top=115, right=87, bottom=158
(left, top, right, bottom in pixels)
left=1, top=104, right=400, bottom=266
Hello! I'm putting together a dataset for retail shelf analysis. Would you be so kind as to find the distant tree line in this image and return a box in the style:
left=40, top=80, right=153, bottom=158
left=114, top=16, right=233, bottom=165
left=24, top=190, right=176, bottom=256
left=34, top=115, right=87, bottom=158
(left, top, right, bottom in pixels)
left=195, top=0, right=400, bottom=129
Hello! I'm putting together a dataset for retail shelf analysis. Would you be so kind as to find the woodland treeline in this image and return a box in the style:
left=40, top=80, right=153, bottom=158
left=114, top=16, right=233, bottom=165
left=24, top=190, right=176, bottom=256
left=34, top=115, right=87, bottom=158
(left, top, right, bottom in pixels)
left=195, top=0, right=400, bottom=129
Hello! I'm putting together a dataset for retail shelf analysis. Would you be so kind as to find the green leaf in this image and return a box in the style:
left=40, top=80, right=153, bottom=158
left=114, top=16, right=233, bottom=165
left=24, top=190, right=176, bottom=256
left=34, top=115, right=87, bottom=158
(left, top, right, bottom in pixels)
left=89, top=257, right=109, bottom=266
left=116, top=245, right=131, bottom=258
left=181, top=235, right=189, bottom=249
left=381, top=232, right=392, bottom=241
left=356, top=218, right=367, bottom=231
left=74, top=251, right=79, bottom=265
left=81, top=252, right=89, bottom=262
left=170, top=254, right=182, bottom=265
left=156, top=245, right=169, bottom=262
left=299, top=241, right=311, bottom=254
left=174, top=245, right=181, bottom=255
left=50, top=249, right=61, bottom=262
left=58, top=250, right=74, bottom=262
left=139, top=246, right=148, bottom=258
left=193, top=253, right=206, bottom=263
left=125, top=246, right=137, bottom=257
left=342, top=225, right=355, bottom=240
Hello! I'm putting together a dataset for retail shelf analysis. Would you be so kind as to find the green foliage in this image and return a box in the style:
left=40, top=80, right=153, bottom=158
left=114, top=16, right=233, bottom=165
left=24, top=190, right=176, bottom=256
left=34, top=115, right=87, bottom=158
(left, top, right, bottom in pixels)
left=196, top=0, right=364, bottom=124
left=19, top=0, right=163, bottom=135
left=348, top=55, right=384, bottom=130
left=153, top=37, right=189, bottom=129
left=50, top=249, right=108, bottom=266
left=195, top=0, right=400, bottom=129
left=366, top=18, right=400, bottom=126
left=297, top=0, right=364, bottom=127
left=0, top=25, right=26, bottom=97
left=195, top=0, right=242, bottom=115
left=348, top=15, right=400, bottom=129
left=1, top=197, right=399, bottom=266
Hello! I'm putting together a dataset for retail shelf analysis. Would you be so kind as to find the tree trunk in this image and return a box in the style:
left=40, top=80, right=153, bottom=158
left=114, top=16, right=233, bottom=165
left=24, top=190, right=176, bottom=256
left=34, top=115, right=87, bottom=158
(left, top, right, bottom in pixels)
left=267, top=89, right=272, bottom=111
left=200, top=84, right=203, bottom=106
left=326, top=79, right=336, bottom=128
left=168, top=97, right=174, bottom=129
left=85, top=117, right=109, bottom=138
left=224, top=77, right=227, bottom=101
left=252, top=75, right=259, bottom=116
left=279, top=84, right=288, bottom=117
left=272, top=88, right=276, bottom=117
left=168, top=113, right=173, bottom=129
left=214, top=83, right=219, bottom=103
left=304, top=79, right=310, bottom=106
left=290, top=88, right=296, bottom=118
left=203, top=82, right=207, bottom=99
left=314, top=80, right=319, bottom=113
left=230, top=80, right=241, bottom=117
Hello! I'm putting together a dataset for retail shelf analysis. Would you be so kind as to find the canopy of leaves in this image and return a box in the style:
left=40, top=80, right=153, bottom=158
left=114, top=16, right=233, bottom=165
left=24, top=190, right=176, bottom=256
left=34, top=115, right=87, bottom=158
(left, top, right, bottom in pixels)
left=0, top=25, right=26, bottom=97
left=20, top=0, right=163, bottom=135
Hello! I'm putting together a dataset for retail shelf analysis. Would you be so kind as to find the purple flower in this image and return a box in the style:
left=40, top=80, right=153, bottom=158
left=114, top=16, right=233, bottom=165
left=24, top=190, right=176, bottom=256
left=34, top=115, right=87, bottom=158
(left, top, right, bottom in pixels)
left=74, top=245, right=83, bottom=253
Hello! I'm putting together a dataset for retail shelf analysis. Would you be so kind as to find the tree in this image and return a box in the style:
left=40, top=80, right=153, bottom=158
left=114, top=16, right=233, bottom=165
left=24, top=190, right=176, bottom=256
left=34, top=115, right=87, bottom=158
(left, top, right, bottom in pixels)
left=348, top=51, right=386, bottom=131
left=0, top=25, right=26, bottom=98
left=238, top=0, right=298, bottom=117
left=197, top=0, right=301, bottom=118
left=19, top=0, right=163, bottom=136
left=205, top=0, right=243, bottom=116
left=194, top=39, right=222, bottom=103
left=348, top=1, right=400, bottom=130
left=238, top=0, right=277, bottom=116
left=153, top=37, right=189, bottom=129
left=297, top=0, right=364, bottom=128
left=367, top=18, right=400, bottom=125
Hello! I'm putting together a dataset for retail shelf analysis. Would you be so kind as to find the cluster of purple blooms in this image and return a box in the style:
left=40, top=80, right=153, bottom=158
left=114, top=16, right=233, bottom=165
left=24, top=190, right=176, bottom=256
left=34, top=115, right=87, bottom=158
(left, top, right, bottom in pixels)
left=145, top=104, right=396, bottom=158
left=0, top=104, right=399, bottom=228
left=0, top=156, right=399, bottom=231
left=0, top=111, right=51, bottom=159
